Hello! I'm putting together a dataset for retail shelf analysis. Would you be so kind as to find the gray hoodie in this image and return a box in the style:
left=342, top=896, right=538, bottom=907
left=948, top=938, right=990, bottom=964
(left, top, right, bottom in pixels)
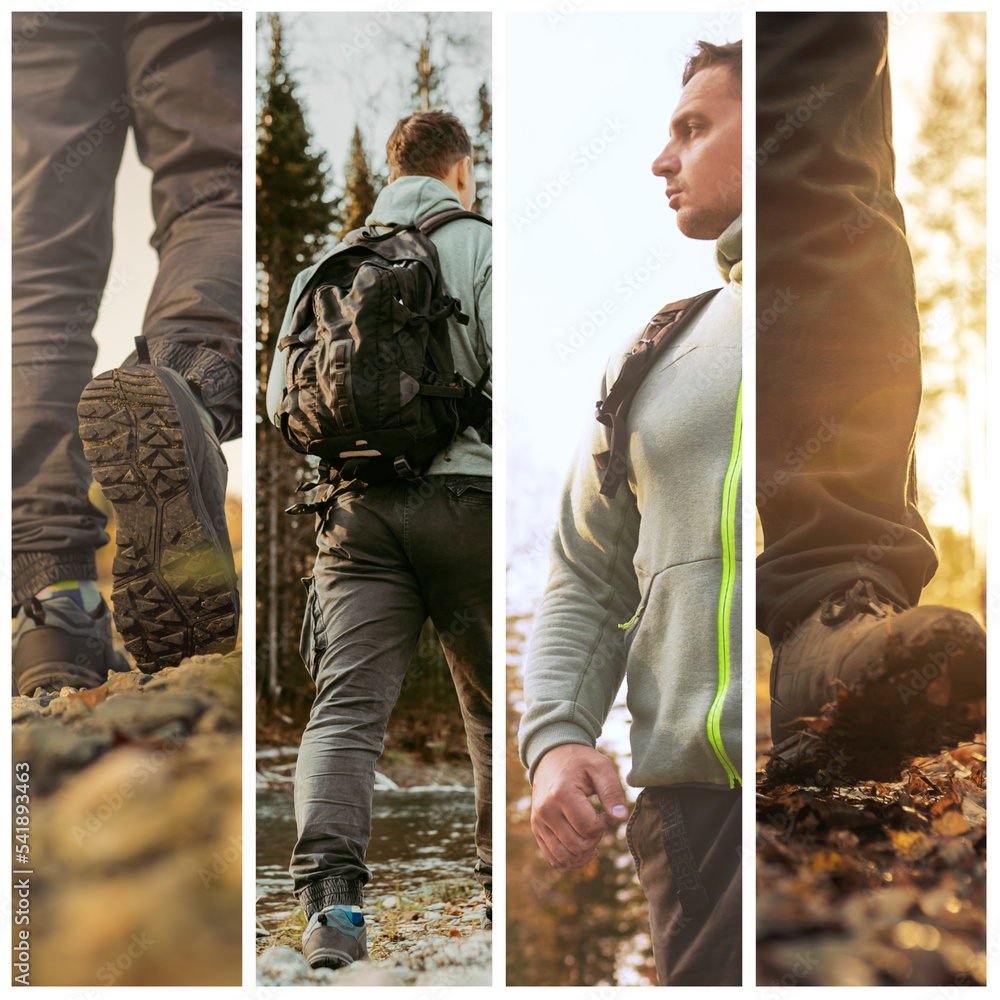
left=266, top=175, right=492, bottom=478
left=519, top=216, right=742, bottom=790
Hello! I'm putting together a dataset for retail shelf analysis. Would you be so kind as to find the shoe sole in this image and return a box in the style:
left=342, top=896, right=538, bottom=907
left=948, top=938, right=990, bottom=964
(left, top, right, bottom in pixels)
left=78, top=368, right=238, bottom=672
left=767, top=616, right=986, bottom=785
left=305, top=947, right=358, bottom=970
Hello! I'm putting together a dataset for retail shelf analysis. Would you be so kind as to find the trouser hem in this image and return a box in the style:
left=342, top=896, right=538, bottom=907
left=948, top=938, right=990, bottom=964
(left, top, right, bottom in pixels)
left=758, top=563, right=911, bottom=646
left=12, top=551, right=98, bottom=610
left=297, top=878, right=366, bottom=916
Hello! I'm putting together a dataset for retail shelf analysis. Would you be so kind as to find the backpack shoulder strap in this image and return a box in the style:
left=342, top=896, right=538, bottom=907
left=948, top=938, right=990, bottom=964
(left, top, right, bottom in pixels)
left=594, top=287, right=721, bottom=499
left=418, top=209, right=492, bottom=235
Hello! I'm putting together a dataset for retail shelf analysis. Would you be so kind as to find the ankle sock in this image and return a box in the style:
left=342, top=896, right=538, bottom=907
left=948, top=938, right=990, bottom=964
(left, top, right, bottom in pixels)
left=35, top=579, right=103, bottom=616
left=321, top=904, right=364, bottom=926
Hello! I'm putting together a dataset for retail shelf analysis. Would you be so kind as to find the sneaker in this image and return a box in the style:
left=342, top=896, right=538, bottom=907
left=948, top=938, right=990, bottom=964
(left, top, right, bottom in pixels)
left=301, top=907, right=368, bottom=970
left=77, top=345, right=239, bottom=672
left=12, top=594, right=130, bottom=696
left=768, top=579, right=986, bottom=782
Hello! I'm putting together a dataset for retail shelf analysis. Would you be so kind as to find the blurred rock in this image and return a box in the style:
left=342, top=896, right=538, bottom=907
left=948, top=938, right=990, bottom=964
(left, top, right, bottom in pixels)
left=11, top=650, right=243, bottom=986
left=12, top=720, right=111, bottom=794
left=256, top=932, right=492, bottom=987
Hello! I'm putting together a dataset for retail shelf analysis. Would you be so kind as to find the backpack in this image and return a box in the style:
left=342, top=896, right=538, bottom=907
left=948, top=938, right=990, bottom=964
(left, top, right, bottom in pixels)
left=276, top=208, right=492, bottom=487
left=594, top=288, right=720, bottom=498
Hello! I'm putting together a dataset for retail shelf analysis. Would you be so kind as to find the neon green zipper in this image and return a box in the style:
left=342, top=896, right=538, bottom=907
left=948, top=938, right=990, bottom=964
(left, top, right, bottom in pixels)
left=707, top=380, right=742, bottom=788
left=618, top=605, right=644, bottom=631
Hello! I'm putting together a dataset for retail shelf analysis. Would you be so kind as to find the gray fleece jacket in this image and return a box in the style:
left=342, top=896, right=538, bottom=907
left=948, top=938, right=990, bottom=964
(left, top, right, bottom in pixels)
left=519, top=216, right=742, bottom=790
left=266, top=175, right=492, bottom=478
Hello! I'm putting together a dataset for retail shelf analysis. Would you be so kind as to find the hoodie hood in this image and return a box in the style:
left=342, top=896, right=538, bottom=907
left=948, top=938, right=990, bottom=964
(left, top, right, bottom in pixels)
left=715, top=213, right=743, bottom=286
left=366, top=175, right=463, bottom=229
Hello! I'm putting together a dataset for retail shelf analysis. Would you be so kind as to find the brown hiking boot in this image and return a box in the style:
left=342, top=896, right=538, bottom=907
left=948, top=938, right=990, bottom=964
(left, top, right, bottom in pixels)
left=767, top=580, right=986, bottom=784
left=77, top=355, right=239, bottom=672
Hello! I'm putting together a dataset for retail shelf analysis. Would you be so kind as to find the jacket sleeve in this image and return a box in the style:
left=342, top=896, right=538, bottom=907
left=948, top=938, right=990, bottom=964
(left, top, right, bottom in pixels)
left=518, top=362, right=642, bottom=781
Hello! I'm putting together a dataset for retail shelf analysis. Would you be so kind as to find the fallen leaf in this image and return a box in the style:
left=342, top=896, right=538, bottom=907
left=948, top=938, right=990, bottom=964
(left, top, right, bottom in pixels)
left=931, top=811, right=970, bottom=837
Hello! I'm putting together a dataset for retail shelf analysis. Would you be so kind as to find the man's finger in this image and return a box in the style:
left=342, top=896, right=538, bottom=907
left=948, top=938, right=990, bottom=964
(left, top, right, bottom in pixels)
left=532, top=805, right=602, bottom=861
left=585, top=757, right=630, bottom=823
left=532, top=815, right=600, bottom=869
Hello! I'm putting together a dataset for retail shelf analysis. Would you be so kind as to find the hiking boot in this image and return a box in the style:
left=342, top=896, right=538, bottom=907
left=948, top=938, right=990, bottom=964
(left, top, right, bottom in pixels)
left=481, top=903, right=493, bottom=931
left=768, top=579, right=986, bottom=782
left=77, top=352, right=239, bottom=672
left=12, top=594, right=130, bottom=696
left=301, top=907, right=368, bottom=970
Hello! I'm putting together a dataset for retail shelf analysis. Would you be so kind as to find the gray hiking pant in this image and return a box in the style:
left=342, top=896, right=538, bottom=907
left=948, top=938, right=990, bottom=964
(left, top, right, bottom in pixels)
left=11, top=11, right=242, bottom=605
left=627, top=785, right=741, bottom=985
left=290, top=476, right=493, bottom=914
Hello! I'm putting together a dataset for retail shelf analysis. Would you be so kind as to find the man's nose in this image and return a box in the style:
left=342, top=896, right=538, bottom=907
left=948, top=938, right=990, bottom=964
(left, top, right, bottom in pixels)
left=652, top=143, right=678, bottom=177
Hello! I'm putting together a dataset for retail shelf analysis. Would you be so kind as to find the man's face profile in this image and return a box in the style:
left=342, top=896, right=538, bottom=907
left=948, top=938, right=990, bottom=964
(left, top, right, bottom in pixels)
left=652, top=64, right=742, bottom=240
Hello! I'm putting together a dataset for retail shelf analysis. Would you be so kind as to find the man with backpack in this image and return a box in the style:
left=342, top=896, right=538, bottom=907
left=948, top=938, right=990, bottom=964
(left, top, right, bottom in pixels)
left=519, top=41, right=742, bottom=986
left=267, top=110, right=492, bottom=969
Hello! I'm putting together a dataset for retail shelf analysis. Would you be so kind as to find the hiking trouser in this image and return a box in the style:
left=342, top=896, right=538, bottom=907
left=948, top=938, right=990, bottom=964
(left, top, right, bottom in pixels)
left=11, top=11, right=242, bottom=604
left=756, top=12, right=938, bottom=644
left=290, top=476, right=493, bottom=915
left=626, top=785, right=741, bottom=986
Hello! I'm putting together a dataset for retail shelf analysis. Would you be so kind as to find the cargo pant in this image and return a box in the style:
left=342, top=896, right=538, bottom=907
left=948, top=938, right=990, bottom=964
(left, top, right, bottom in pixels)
left=756, top=12, right=938, bottom=643
left=627, top=785, right=741, bottom=986
left=289, top=476, right=492, bottom=914
left=11, top=11, right=242, bottom=605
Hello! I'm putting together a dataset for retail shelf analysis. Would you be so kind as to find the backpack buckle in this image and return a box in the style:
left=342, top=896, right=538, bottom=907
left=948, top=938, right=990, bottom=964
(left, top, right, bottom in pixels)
left=393, top=456, right=420, bottom=480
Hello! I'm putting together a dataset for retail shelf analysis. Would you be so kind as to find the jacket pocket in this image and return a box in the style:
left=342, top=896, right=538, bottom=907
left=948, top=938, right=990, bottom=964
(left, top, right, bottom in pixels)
left=298, top=576, right=329, bottom=679
left=619, top=574, right=656, bottom=657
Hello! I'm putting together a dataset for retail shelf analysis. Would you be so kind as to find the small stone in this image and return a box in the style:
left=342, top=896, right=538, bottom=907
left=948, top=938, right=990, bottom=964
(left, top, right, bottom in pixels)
left=381, top=895, right=399, bottom=909
left=107, top=670, right=150, bottom=694
left=12, top=697, right=43, bottom=722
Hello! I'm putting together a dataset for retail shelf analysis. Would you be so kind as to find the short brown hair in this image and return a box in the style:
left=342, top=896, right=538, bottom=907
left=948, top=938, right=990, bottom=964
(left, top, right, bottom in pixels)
left=386, top=110, right=472, bottom=180
left=682, top=40, right=742, bottom=97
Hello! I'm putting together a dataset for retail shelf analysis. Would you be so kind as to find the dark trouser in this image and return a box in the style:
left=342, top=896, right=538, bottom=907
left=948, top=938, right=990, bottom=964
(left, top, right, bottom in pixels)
left=627, top=785, right=741, bottom=986
left=290, top=476, right=492, bottom=915
left=11, top=11, right=242, bottom=604
left=756, top=12, right=938, bottom=644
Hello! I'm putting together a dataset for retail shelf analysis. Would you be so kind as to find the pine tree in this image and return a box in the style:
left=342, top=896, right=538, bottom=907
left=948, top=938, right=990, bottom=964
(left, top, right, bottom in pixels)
left=412, top=13, right=444, bottom=111
left=471, top=82, right=492, bottom=217
left=256, top=12, right=339, bottom=708
left=339, top=124, right=379, bottom=238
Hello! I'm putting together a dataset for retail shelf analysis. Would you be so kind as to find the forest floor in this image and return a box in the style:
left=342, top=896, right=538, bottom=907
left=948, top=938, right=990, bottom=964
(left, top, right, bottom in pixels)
left=755, top=677, right=986, bottom=988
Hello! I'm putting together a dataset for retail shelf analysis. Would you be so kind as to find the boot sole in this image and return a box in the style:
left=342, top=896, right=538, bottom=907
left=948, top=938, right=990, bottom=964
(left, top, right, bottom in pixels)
left=768, top=616, right=986, bottom=785
left=78, top=368, right=238, bottom=672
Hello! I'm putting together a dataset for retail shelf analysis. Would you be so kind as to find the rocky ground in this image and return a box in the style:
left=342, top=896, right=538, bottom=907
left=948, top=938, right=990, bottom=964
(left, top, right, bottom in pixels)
left=255, top=739, right=491, bottom=985
left=258, top=931, right=492, bottom=987
left=13, top=651, right=242, bottom=986
left=257, top=905, right=492, bottom=986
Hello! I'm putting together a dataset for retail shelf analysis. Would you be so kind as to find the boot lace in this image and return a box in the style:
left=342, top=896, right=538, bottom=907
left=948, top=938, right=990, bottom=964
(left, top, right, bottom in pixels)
left=819, top=579, right=890, bottom=627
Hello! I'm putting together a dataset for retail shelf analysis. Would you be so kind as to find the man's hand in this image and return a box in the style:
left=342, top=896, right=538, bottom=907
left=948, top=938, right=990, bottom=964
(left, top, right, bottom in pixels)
left=530, top=744, right=629, bottom=869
